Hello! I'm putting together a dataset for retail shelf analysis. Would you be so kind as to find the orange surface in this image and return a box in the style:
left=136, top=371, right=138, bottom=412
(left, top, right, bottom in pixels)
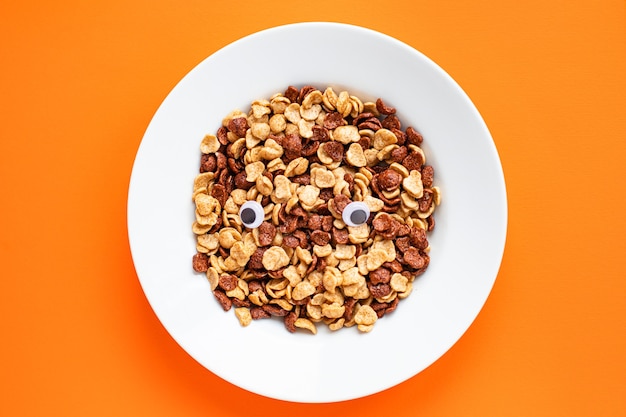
left=2, top=0, right=625, bottom=415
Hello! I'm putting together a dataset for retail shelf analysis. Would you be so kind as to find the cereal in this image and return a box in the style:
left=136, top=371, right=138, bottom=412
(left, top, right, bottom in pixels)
left=272, top=175, right=293, bottom=203
left=402, top=170, right=424, bottom=199
left=200, top=134, right=220, bottom=154
left=255, top=175, right=273, bottom=196
left=235, top=307, right=252, bottom=326
left=313, top=244, right=333, bottom=258
left=311, top=167, right=336, bottom=188
left=284, top=103, right=301, bottom=124
left=298, top=119, right=315, bottom=138
left=292, top=280, right=316, bottom=301
left=334, top=244, right=356, bottom=260
left=245, top=161, right=265, bottom=182
left=345, top=143, right=367, bottom=167
left=192, top=253, right=210, bottom=272
left=284, top=157, right=308, bottom=177
left=372, top=128, right=398, bottom=150
left=322, top=303, right=345, bottom=319
left=294, top=318, right=317, bottom=334
left=262, top=246, right=290, bottom=271
left=229, top=241, right=251, bottom=267
left=333, top=125, right=360, bottom=144
left=192, top=85, right=440, bottom=334
left=297, top=185, right=320, bottom=207
left=259, top=138, right=283, bottom=160
left=354, top=304, right=377, bottom=332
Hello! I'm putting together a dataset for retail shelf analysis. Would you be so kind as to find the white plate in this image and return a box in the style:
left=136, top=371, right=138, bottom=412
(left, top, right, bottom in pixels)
left=127, top=22, right=507, bottom=403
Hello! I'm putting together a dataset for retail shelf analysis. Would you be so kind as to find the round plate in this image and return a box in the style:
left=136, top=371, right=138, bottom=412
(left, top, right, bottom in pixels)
left=127, top=22, right=507, bottom=403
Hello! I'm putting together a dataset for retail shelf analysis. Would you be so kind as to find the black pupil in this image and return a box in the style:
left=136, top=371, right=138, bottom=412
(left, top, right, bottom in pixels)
left=350, top=210, right=367, bottom=225
left=241, top=207, right=256, bottom=225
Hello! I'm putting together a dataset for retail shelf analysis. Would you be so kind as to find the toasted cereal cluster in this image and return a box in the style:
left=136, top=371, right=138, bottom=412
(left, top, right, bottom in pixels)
left=191, top=85, right=441, bottom=334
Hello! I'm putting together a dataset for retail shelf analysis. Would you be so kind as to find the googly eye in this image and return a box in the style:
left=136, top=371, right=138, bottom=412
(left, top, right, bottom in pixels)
left=239, top=201, right=264, bottom=229
left=342, top=202, right=371, bottom=227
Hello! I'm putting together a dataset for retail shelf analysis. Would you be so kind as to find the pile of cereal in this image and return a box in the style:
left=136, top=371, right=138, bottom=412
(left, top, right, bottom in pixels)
left=191, top=85, right=440, bottom=334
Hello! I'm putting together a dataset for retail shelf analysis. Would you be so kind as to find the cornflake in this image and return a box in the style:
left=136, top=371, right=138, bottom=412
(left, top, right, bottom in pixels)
left=191, top=85, right=441, bottom=334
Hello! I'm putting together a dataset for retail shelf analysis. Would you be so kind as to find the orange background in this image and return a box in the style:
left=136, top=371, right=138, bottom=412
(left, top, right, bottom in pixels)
left=2, top=0, right=625, bottom=415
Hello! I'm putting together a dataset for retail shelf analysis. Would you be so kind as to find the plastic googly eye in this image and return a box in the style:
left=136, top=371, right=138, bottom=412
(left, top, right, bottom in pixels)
left=342, top=202, right=371, bottom=227
left=239, top=201, right=264, bottom=229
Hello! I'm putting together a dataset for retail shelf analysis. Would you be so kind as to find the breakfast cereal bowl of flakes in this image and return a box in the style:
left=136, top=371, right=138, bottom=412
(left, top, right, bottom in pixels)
left=128, top=22, right=507, bottom=403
